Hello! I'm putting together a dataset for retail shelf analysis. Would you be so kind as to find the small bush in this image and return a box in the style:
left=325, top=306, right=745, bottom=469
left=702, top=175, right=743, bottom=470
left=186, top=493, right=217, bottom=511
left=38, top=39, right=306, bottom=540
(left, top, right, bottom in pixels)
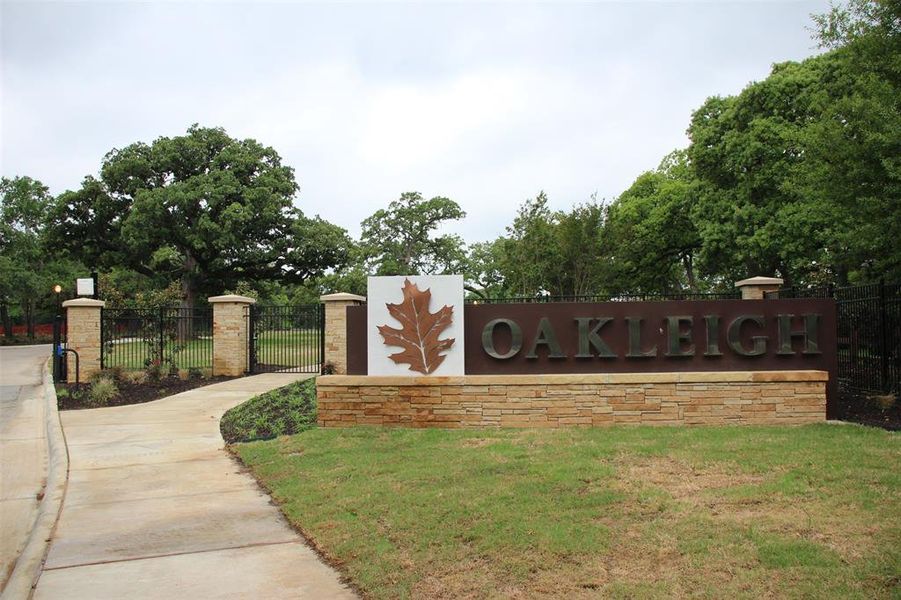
left=90, top=366, right=126, bottom=384
left=187, top=367, right=205, bottom=381
left=88, top=377, right=119, bottom=407
left=220, top=378, right=317, bottom=444
left=123, top=370, right=147, bottom=385
left=145, top=362, right=163, bottom=382
left=320, top=361, right=336, bottom=375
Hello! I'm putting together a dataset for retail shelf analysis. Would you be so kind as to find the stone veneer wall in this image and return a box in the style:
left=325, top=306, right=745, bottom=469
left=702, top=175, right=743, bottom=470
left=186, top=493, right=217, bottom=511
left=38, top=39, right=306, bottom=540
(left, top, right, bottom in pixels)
left=317, top=371, right=827, bottom=428
left=321, top=293, right=365, bottom=375
left=62, top=299, right=105, bottom=383
left=209, top=295, right=255, bottom=377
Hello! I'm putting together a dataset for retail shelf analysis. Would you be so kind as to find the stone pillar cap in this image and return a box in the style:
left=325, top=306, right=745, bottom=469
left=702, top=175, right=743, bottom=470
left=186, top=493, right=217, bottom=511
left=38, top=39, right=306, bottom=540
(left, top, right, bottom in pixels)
left=320, top=292, right=366, bottom=303
left=62, top=298, right=105, bottom=308
left=208, top=294, right=256, bottom=304
left=734, top=276, right=784, bottom=288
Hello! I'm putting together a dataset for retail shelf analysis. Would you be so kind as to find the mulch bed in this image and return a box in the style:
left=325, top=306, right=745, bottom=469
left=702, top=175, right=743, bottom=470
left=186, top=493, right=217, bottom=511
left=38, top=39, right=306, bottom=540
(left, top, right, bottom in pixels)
left=57, top=376, right=238, bottom=410
left=833, top=383, right=900, bottom=431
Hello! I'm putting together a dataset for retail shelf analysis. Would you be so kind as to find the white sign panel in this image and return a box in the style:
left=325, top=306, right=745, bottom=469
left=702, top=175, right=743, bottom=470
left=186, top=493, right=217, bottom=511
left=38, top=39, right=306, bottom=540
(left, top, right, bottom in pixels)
left=76, top=278, right=94, bottom=297
left=367, top=275, right=465, bottom=376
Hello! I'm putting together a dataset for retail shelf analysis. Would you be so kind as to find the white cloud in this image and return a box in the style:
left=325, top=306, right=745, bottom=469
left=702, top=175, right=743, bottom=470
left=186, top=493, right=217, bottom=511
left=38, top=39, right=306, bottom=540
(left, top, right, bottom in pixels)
left=1, top=0, right=830, bottom=243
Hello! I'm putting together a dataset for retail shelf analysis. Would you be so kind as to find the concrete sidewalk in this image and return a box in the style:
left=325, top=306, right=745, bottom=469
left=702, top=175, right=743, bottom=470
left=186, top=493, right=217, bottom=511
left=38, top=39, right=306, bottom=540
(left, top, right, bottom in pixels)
left=34, top=374, right=355, bottom=599
left=0, top=345, right=53, bottom=593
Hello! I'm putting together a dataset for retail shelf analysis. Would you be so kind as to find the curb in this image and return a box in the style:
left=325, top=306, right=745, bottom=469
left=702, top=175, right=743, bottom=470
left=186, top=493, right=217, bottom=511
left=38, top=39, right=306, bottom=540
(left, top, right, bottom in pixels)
left=1, top=360, right=69, bottom=600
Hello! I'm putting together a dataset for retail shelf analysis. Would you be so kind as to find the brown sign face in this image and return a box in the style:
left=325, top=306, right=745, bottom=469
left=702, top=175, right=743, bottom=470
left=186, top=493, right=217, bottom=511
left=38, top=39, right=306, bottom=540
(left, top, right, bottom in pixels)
left=346, top=298, right=837, bottom=381
left=462, top=299, right=837, bottom=376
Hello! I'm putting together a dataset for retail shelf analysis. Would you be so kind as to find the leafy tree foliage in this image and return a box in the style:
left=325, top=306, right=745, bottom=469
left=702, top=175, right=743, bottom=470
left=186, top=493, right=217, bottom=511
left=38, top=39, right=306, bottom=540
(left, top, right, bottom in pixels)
left=464, top=239, right=508, bottom=299
left=48, top=125, right=351, bottom=308
left=606, top=151, right=703, bottom=293
left=498, top=193, right=558, bottom=295
left=1, top=176, right=82, bottom=336
left=482, top=193, right=613, bottom=297
left=360, top=192, right=467, bottom=276
left=686, top=7, right=900, bottom=284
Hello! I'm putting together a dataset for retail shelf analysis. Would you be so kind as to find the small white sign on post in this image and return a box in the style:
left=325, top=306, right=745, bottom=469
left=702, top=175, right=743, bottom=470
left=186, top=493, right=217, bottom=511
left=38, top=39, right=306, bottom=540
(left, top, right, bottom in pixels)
left=367, top=275, right=465, bottom=376
left=76, top=278, right=95, bottom=297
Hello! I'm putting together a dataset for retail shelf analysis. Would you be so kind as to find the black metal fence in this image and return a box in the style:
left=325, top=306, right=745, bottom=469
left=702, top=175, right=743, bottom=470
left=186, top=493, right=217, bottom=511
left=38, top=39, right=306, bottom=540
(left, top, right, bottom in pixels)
left=467, top=291, right=740, bottom=304
left=247, top=304, right=324, bottom=373
left=101, top=307, right=214, bottom=375
left=51, top=314, right=67, bottom=383
left=773, top=281, right=900, bottom=395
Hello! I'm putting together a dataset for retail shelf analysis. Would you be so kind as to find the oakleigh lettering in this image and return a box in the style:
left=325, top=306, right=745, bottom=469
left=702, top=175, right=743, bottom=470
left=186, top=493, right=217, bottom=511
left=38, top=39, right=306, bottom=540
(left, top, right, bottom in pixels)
left=347, top=296, right=836, bottom=378
left=481, top=314, right=821, bottom=361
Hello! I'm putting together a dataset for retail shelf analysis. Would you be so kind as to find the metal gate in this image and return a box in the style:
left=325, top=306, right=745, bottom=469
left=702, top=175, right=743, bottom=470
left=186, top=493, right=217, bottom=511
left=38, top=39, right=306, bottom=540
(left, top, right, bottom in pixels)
left=247, top=304, right=324, bottom=373
left=772, top=281, right=900, bottom=394
left=100, top=307, right=214, bottom=374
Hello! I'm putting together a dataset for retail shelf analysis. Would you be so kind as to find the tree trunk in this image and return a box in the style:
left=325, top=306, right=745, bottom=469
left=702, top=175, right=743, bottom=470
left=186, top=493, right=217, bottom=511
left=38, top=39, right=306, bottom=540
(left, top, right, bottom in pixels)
left=25, top=300, right=35, bottom=339
left=1, top=301, right=11, bottom=337
left=178, top=272, right=196, bottom=343
left=682, top=254, right=698, bottom=293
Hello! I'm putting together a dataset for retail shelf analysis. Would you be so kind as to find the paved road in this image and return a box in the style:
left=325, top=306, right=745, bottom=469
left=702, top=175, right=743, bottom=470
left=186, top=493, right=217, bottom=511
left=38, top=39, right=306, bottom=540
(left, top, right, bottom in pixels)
left=33, top=373, right=355, bottom=599
left=0, top=345, right=52, bottom=592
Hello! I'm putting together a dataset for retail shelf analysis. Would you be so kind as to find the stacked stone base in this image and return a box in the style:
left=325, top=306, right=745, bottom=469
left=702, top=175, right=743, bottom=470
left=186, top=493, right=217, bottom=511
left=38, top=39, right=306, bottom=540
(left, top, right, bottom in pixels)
left=317, top=371, right=827, bottom=428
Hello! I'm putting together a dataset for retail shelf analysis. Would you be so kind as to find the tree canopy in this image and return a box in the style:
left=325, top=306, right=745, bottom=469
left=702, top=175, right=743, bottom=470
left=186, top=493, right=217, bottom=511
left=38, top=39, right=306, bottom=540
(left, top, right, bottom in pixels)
left=360, top=192, right=467, bottom=276
left=48, top=125, right=351, bottom=308
left=1, top=176, right=82, bottom=335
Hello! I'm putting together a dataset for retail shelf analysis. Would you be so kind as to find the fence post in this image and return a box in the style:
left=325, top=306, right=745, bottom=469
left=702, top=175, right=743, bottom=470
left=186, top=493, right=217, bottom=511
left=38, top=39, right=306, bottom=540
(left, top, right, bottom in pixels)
left=247, top=304, right=257, bottom=374
left=158, top=306, right=165, bottom=368
left=319, top=303, right=326, bottom=372
left=62, top=298, right=105, bottom=383
left=320, top=292, right=366, bottom=375
left=52, top=314, right=64, bottom=382
left=879, top=279, right=888, bottom=391
left=735, top=276, right=784, bottom=300
left=209, top=295, right=256, bottom=377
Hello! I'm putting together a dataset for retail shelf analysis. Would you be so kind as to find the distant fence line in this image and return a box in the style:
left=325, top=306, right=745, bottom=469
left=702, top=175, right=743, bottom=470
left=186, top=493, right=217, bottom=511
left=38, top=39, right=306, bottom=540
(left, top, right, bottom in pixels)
left=466, top=291, right=740, bottom=304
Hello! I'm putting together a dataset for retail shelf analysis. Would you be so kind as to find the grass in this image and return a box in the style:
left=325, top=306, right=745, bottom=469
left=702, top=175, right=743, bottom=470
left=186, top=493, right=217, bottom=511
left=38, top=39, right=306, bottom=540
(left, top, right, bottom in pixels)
left=103, top=330, right=319, bottom=370
left=234, top=424, right=900, bottom=599
left=220, top=377, right=317, bottom=443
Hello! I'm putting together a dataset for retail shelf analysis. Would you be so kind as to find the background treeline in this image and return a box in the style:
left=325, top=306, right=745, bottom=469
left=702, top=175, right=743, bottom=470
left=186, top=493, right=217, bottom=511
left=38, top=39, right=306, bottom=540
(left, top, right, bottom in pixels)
left=1, top=0, right=898, bottom=336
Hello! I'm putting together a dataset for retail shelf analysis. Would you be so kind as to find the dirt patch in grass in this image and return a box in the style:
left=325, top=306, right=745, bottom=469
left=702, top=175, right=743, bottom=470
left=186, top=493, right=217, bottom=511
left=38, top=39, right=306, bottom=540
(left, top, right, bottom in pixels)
left=458, top=438, right=495, bottom=448
left=617, top=455, right=765, bottom=503
left=616, top=455, right=881, bottom=564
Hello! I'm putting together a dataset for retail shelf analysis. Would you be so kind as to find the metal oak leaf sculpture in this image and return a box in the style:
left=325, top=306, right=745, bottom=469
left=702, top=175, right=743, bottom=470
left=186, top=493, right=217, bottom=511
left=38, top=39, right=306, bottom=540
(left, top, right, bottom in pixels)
left=377, top=279, right=455, bottom=375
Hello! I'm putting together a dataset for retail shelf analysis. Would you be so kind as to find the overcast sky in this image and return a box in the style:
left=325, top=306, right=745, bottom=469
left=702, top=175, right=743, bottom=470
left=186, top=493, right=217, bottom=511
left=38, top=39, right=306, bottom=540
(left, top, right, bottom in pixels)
left=2, top=0, right=828, bottom=242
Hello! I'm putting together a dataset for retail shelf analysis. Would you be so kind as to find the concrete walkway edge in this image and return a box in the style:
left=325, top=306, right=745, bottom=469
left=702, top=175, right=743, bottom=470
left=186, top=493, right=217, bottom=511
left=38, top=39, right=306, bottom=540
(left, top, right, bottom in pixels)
left=2, top=360, right=69, bottom=600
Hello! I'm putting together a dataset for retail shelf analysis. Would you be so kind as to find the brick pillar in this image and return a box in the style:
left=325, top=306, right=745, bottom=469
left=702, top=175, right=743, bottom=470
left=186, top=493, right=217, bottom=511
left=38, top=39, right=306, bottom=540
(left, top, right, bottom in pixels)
left=209, top=295, right=256, bottom=377
left=735, top=276, right=784, bottom=300
left=321, top=292, right=366, bottom=375
left=62, top=298, right=105, bottom=383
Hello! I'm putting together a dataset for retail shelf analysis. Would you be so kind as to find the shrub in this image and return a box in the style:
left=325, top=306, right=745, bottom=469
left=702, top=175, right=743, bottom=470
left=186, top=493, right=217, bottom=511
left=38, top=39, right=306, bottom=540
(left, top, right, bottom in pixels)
left=187, top=367, right=204, bottom=381
left=123, top=370, right=147, bottom=385
left=90, top=366, right=126, bottom=384
left=88, top=377, right=119, bottom=407
left=220, top=378, right=317, bottom=444
left=145, top=362, right=163, bottom=382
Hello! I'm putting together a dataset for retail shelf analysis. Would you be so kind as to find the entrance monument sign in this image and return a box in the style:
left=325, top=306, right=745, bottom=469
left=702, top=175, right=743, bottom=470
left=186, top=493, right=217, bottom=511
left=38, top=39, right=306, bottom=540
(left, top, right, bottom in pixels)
left=320, top=275, right=834, bottom=428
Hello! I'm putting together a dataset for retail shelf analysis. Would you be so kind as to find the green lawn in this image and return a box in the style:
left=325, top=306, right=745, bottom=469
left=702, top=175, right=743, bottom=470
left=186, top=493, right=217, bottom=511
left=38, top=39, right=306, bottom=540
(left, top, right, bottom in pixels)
left=103, top=338, right=214, bottom=370
left=103, top=330, right=319, bottom=371
left=235, top=424, right=900, bottom=599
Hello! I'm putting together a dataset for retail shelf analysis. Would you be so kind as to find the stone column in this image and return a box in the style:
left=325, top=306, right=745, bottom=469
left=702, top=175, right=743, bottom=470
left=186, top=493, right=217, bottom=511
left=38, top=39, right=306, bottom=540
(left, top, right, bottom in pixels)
left=735, top=276, right=784, bottom=300
left=209, top=295, right=256, bottom=377
left=321, top=293, right=366, bottom=375
left=62, top=298, right=105, bottom=383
